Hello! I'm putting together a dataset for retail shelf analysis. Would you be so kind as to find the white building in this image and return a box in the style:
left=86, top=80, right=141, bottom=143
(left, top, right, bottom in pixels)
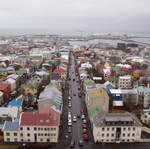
left=141, top=110, right=150, bottom=126
left=93, top=112, right=142, bottom=143
left=118, top=75, right=132, bottom=89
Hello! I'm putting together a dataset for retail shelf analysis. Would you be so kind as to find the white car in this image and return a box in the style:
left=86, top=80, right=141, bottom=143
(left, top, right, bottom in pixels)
left=68, top=103, right=72, bottom=108
left=68, top=113, right=72, bottom=120
left=81, top=114, right=85, bottom=120
left=73, top=116, right=77, bottom=122
left=68, top=119, right=72, bottom=126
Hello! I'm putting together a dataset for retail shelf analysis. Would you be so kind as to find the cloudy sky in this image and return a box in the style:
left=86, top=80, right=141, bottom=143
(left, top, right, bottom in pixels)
left=0, top=0, right=150, bottom=34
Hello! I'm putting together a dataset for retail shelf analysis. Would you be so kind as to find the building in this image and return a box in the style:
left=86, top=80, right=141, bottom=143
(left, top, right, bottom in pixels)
left=93, top=112, right=142, bottom=143
left=137, top=86, right=150, bottom=108
left=38, top=86, right=63, bottom=113
left=7, top=99, right=23, bottom=113
left=118, top=75, right=132, bottom=89
left=19, top=110, right=60, bottom=143
left=110, top=89, right=138, bottom=106
left=3, top=121, right=20, bottom=142
left=141, top=110, right=150, bottom=126
left=84, top=82, right=109, bottom=121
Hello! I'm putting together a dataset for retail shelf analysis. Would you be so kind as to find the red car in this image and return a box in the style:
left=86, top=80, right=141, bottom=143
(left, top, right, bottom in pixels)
left=77, top=114, right=80, bottom=118
left=83, top=134, right=89, bottom=141
left=82, top=124, right=87, bottom=129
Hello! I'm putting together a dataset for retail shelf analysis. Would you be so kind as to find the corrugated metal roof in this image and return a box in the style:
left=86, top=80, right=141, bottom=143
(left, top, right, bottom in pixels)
left=3, top=121, right=19, bottom=131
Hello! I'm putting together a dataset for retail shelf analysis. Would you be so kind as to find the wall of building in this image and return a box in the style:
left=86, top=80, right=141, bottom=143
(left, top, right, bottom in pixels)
left=93, top=125, right=141, bottom=143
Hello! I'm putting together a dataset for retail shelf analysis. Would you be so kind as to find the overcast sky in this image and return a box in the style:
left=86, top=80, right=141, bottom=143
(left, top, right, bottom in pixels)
left=0, top=0, right=150, bottom=34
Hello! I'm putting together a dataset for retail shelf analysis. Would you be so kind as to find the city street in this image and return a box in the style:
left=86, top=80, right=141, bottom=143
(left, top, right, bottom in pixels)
left=66, top=51, right=150, bottom=149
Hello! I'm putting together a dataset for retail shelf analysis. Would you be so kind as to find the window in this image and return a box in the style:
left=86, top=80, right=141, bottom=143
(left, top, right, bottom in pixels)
left=20, top=127, right=23, bottom=130
left=53, top=128, right=56, bottom=131
left=45, top=134, right=47, bottom=136
left=41, top=128, right=43, bottom=131
left=102, top=134, right=104, bottom=137
left=132, top=133, right=135, bottom=137
left=40, top=139, right=43, bottom=142
left=51, top=128, right=54, bottom=131
left=44, top=128, right=47, bottom=131
left=53, top=134, right=56, bottom=136
left=41, top=134, right=43, bottom=136
left=6, top=133, right=10, bottom=136
left=111, top=134, right=114, bottom=137
left=47, top=128, right=50, bottom=131
left=28, top=139, right=30, bottom=142
left=123, top=128, right=126, bottom=131
left=14, top=133, right=17, bottom=136
left=128, top=133, right=130, bottom=137
left=112, top=128, right=114, bottom=131
left=27, top=133, right=30, bottom=137
left=20, top=133, right=23, bottom=137
left=7, top=138, right=10, bottom=142
left=123, top=133, right=125, bottom=137
left=14, top=138, right=17, bottom=142
left=21, top=139, right=23, bottom=142
left=38, top=128, right=40, bottom=131
left=107, top=128, right=109, bottom=131
left=34, top=127, right=37, bottom=131
left=133, top=127, right=135, bottom=131
left=38, top=134, right=40, bottom=136
left=27, top=127, right=30, bottom=131
left=102, top=128, right=105, bottom=131
left=48, top=134, right=50, bottom=136
left=128, top=127, right=131, bottom=131
left=47, top=139, right=50, bottom=142
left=51, top=134, right=53, bottom=136
left=107, top=133, right=109, bottom=137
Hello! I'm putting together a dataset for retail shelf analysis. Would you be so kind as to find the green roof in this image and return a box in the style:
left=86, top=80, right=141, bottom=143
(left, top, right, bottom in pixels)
left=89, top=108, right=101, bottom=116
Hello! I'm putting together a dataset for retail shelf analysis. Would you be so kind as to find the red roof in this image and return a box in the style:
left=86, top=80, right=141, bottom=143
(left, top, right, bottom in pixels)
left=20, top=110, right=60, bottom=126
left=54, top=68, right=66, bottom=73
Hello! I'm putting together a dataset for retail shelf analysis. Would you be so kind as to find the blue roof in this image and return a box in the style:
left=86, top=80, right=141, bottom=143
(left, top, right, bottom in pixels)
left=8, top=100, right=23, bottom=107
left=3, top=121, right=19, bottom=131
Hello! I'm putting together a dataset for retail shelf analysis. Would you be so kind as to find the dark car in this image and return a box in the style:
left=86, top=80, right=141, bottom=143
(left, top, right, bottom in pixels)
left=73, top=78, right=75, bottom=81
left=68, top=127, right=72, bottom=133
left=70, top=140, right=75, bottom=148
left=78, top=140, right=83, bottom=147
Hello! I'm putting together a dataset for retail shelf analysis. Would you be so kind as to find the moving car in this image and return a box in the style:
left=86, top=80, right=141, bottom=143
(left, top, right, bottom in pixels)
left=68, top=126, right=72, bottom=133
left=70, top=140, right=75, bottom=148
left=68, top=102, right=72, bottom=108
left=77, top=114, right=80, bottom=118
left=78, top=140, right=83, bottom=147
left=73, top=116, right=77, bottom=122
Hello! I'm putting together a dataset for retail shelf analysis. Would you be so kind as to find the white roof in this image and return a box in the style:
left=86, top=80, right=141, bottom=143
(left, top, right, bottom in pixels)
left=113, top=101, right=123, bottom=106
left=110, top=89, right=137, bottom=94
left=119, top=75, right=131, bottom=79
left=0, top=107, right=18, bottom=118
left=5, top=78, right=16, bottom=83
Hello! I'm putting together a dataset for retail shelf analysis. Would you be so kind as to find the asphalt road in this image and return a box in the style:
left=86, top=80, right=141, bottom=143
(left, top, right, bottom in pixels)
left=67, top=52, right=92, bottom=149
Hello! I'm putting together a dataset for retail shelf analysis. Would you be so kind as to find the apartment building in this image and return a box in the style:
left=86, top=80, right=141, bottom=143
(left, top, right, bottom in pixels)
left=93, top=112, right=142, bottom=143
left=118, top=75, right=132, bottom=89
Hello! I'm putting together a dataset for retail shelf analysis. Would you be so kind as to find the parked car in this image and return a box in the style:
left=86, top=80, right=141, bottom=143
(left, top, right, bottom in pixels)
left=82, top=124, right=87, bottom=129
left=83, top=134, right=89, bottom=141
left=81, top=114, right=85, bottom=120
left=83, top=119, right=87, bottom=124
left=83, top=128, right=87, bottom=134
